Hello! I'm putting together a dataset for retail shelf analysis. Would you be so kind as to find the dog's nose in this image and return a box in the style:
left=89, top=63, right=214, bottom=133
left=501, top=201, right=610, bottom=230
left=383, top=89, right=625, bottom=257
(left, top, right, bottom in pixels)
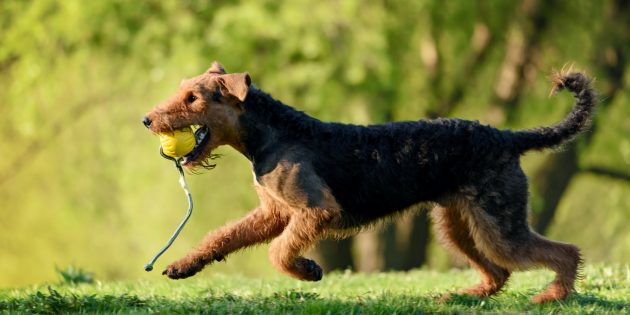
left=142, top=116, right=152, bottom=128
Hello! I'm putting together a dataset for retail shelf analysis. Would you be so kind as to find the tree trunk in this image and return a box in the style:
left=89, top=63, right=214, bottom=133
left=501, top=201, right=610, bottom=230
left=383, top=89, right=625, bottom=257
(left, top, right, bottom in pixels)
left=383, top=210, right=431, bottom=270
left=308, top=238, right=354, bottom=272
left=532, top=145, right=579, bottom=233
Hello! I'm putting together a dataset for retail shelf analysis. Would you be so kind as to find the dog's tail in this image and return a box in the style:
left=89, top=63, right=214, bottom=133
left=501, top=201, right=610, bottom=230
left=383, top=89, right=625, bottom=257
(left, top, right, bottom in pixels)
left=511, top=71, right=597, bottom=153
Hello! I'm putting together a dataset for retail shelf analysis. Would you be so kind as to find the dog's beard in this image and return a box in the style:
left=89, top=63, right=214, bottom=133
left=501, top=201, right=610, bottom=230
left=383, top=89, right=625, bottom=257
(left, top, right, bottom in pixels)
left=188, top=153, right=221, bottom=172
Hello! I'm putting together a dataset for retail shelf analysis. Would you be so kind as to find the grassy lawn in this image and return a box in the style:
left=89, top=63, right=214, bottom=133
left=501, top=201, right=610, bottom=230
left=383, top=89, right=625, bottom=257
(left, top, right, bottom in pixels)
left=1, top=264, right=629, bottom=314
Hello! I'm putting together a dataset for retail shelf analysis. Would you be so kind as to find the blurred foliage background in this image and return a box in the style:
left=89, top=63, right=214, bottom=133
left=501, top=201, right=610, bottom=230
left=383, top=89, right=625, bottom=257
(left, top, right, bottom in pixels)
left=1, top=0, right=629, bottom=288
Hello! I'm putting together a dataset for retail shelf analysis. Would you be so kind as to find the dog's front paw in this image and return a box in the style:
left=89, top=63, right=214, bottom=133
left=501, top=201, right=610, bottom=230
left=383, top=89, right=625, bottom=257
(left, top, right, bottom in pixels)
left=162, top=259, right=205, bottom=280
left=295, top=258, right=323, bottom=281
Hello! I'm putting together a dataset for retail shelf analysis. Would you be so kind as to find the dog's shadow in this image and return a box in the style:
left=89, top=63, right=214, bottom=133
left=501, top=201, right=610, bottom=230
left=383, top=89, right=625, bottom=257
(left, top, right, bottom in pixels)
left=264, top=289, right=630, bottom=313
left=567, top=293, right=629, bottom=309
left=259, top=289, right=629, bottom=313
left=442, top=291, right=629, bottom=311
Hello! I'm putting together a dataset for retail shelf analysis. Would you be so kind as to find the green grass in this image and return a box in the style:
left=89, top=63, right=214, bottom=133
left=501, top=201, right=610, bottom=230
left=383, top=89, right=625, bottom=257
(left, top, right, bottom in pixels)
left=1, top=265, right=629, bottom=314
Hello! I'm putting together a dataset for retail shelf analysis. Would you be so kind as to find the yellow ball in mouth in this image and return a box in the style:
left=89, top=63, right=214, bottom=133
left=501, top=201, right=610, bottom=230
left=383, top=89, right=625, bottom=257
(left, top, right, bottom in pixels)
left=159, top=127, right=196, bottom=158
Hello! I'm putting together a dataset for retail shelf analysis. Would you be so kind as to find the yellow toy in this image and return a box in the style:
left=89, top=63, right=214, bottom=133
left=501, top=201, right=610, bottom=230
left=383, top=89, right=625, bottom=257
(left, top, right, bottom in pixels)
left=159, top=127, right=196, bottom=157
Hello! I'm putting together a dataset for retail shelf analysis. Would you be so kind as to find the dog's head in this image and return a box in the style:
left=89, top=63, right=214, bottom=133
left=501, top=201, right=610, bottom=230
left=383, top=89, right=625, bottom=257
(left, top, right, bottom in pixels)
left=143, top=61, right=251, bottom=169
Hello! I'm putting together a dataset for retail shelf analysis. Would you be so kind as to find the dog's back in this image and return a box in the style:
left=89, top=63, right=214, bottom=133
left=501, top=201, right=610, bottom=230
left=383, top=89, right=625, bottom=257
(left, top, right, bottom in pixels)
left=307, top=119, right=508, bottom=220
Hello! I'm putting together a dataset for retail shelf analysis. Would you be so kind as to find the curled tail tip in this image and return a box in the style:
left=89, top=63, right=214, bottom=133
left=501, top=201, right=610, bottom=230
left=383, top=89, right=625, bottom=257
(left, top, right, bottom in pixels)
left=549, top=69, right=593, bottom=96
left=518, top=68, right=597, bottom=153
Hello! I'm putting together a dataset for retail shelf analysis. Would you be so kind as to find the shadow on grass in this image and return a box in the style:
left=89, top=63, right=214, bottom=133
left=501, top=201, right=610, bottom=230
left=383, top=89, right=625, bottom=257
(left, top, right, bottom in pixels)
left=2, top=287, right=628, bottom=314
left=569, top=293, right=630, bottom=310
left=443, top=291, right=630, bottom=312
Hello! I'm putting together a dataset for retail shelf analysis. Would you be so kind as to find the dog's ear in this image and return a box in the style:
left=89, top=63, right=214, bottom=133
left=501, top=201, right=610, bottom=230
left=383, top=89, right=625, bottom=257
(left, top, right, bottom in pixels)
left=207, top=61, right=226, bottom=75
left=218, top=73, right=251, bottom=102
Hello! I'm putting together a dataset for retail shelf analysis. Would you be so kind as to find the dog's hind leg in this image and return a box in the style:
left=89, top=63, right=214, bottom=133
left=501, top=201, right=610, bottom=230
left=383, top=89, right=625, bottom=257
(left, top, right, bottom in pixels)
left=458, top=167, right=581, bottom=303
left=432, top=204, right=511, bottom=300
left=524, top=232, right=581, bottom=303
left=163, top=206, right=289, bottom=279
left=267, top=209, right=335, bottom=281
left=462, top=205, right=581, bottom=303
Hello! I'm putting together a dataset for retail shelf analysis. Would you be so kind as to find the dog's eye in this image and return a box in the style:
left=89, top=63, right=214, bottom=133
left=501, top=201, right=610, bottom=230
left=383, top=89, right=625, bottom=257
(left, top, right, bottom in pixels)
left=187, top=94, right=197, bottom=103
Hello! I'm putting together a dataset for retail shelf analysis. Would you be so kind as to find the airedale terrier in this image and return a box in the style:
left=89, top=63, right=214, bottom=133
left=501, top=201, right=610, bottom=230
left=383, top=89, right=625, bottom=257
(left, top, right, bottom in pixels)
left=143, top=62, right=596, bottom=303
